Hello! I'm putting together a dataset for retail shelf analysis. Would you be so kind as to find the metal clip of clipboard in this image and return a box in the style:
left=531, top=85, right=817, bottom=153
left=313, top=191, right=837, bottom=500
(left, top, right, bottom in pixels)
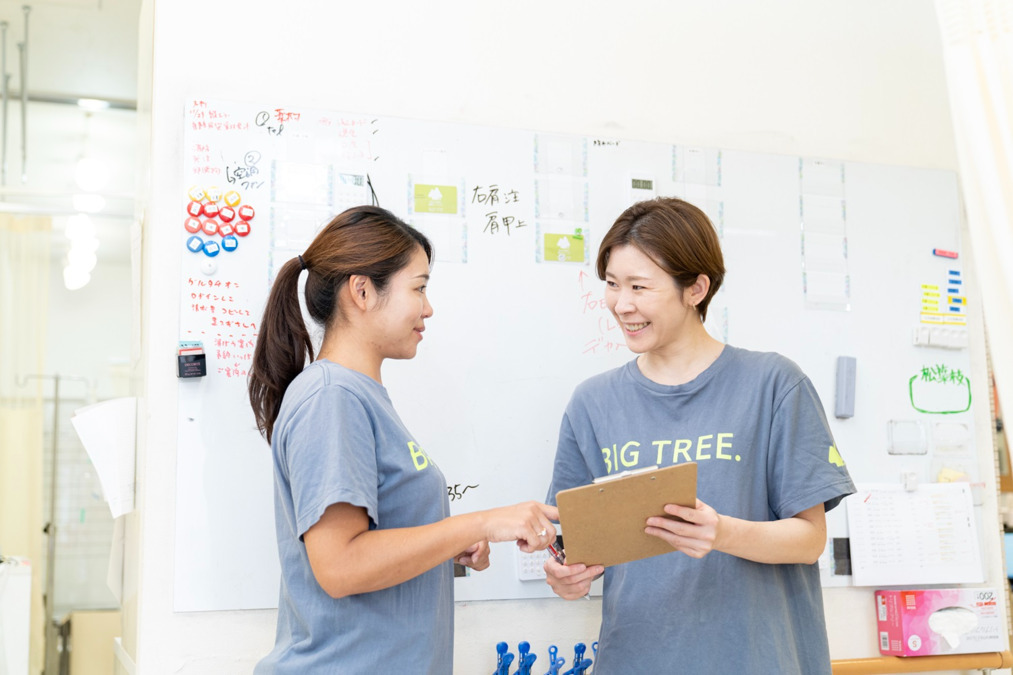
left=591, top=465, right=660, bottom=485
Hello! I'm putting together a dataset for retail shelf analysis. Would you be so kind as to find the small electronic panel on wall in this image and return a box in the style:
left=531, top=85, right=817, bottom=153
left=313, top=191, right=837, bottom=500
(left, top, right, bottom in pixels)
left=173, top=98, right=974, bottom=612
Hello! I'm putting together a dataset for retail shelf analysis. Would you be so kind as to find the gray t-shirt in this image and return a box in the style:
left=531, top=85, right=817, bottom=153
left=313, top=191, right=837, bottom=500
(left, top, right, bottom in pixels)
left=255, top=360, right=453, bottom=674
left=547, top=346, right=855, bottom=675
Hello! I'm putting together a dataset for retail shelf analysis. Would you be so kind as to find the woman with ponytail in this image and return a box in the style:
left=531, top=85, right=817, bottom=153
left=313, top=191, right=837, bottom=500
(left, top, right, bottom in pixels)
left=249, top=206, right=557, bottom=674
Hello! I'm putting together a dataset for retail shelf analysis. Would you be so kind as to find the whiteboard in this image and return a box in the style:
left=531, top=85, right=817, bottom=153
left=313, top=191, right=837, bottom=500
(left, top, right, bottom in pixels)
left=174, top=98, right=974, bottom=611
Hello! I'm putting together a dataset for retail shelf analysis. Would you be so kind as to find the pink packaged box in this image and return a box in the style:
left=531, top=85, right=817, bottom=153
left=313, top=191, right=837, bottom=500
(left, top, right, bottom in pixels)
left=875, top=588, right=1004, bottom=656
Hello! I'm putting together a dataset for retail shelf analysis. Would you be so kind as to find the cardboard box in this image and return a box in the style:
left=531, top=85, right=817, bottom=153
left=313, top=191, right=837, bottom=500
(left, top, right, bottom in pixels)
left=876, top=588, right=1005, bottom=656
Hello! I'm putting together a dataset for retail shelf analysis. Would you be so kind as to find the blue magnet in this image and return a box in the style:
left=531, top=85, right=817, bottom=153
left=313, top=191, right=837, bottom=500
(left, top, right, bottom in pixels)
left=221, top=235, right=239, bottom=252
left=202, top=239, right=221, bottom=257
left=186, top=235, right=204, bottom=253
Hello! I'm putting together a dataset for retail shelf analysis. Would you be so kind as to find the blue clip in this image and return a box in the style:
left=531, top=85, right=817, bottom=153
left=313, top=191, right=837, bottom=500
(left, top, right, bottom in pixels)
left=494, top=641, right=510, bottom=675
left=565, top=658, right=592, bottom=675
left=545, top=645, right=563, bottom=675
left=573, top=642, right=586, bottom=667
left=516, top=642, right=537, bottom=675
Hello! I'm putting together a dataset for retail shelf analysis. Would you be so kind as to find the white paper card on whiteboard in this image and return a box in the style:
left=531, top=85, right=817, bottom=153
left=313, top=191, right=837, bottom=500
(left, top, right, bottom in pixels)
left=673, top=146, right=721, bottom=186
left=801, top=158, right=845, bottom=198
left=846, top=482, right=983, bottom=586
left=535, top=134, right=586, bottom=176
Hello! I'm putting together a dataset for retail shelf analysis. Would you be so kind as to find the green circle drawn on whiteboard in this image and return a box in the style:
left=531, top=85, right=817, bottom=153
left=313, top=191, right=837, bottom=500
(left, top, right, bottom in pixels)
left=908, top=375, right=972, bottom=414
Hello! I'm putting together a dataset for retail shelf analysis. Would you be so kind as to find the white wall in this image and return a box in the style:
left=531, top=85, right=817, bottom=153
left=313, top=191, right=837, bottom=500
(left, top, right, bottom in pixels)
left=133, top=1, right=976, bottom=673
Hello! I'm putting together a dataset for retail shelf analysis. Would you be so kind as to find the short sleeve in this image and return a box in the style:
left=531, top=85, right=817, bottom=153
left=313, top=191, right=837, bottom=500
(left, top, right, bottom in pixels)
left=546, top=408, right=595, bottom=507
left=282, top=384, right=380, bottom=537
left=767, top=377, right=855, bottom=518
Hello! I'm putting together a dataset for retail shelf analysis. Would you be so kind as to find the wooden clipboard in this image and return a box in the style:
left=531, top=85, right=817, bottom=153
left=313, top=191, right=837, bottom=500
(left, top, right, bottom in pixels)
left=556, top=462, right=697, bottom=567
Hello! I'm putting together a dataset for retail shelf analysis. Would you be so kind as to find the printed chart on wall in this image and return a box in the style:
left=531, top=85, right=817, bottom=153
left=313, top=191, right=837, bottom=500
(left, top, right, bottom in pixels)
left=175, top=98, right=974, bottom=611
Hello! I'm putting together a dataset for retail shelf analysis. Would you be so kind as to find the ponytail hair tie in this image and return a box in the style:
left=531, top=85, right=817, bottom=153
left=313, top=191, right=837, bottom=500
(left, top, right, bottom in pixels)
left=297, top=254, right=307, bottom=271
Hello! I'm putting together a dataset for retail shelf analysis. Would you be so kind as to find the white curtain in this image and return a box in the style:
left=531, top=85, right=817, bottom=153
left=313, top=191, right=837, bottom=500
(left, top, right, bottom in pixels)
left=935, top=0, right=1013, bottom=416
left=0, top=214, right=51, bottom=675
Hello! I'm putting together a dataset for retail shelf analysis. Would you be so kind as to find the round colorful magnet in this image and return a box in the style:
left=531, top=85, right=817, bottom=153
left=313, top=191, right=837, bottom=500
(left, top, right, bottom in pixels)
left=205, top=185, right=222, bottom=202
left=201, top=219, right=219, bottom=236
left=187, top=185, right=206, bottom=201
left=218, top=205, right=236, bottom=222
left=238, top=204, right=255, bottom=221
left=234, top=221, right=251, bottom=237
left=218, top=222, right=235, bottom=237
left=202, top=239, right=221, bottom=257
left=224, top=190, right=241, bottom=206
left=186, top=235, right=204, bottom=253
left=184, top=217, right=202, bottom=233
left=185, top=200, right=203, bottom=218
left=202, top=201, right=220, bottom=218
left=221, top=235, right=239, bottom=252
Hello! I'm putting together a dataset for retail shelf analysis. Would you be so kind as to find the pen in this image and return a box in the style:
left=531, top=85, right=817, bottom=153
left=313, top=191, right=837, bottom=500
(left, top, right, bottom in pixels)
left=547, top=537, right=594, bottom=600
left=547, top=538, right=566, bottom=565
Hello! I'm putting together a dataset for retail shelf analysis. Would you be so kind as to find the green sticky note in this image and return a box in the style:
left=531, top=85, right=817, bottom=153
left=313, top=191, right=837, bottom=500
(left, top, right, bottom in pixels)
left=544, top=234, right=585, bottom=263
left=413, top=184, right=458, bottom=214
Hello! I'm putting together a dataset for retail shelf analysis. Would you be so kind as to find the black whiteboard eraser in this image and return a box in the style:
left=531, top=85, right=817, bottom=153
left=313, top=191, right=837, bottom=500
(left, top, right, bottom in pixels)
left=835, top=356, right=856, bottom=418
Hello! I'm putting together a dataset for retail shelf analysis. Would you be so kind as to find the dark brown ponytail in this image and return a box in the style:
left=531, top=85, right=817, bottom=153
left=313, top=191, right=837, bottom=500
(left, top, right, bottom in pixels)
left=248, top=205, right=432, bottom=442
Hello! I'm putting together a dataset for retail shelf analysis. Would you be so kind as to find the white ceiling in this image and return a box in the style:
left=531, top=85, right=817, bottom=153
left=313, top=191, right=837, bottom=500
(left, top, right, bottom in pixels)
left=0, top=0, right=141, bottom=264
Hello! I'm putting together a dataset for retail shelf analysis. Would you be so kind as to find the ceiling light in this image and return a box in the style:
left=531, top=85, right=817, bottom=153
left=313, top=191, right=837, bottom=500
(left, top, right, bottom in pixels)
left=71, top=235, right=100, bottom=253
left=77, top=98, right=110, bottom=112
left=62, top=265, right=91, bottom=291
left=64, top=213, right=95, bottom=240
left=66, top=248, right=97, bottom=273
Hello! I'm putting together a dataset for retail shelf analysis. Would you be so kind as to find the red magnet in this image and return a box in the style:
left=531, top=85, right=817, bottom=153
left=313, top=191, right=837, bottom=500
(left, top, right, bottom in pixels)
left=202, top=201, right=220, bottom=218
left=234, top=221, right=251, bottom=237
left=218, top=206, right=236, bottom=222
left=238, top=205, right=255, bottom=221
left=201, top=219, right=220, bottom=236
left=218, top=222, right=235, bottom=237
left=186, top=201, right=203, bottom=218
left=184, top=217, right=202, bottom=233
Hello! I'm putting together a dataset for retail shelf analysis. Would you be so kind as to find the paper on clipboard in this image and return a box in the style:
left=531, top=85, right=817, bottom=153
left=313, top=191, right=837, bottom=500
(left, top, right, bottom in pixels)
left=556, top=462, right=697, bottom=567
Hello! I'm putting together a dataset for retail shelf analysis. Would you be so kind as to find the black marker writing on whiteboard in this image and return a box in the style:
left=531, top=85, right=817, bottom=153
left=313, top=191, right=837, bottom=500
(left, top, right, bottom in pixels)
left=447, top=483, right=479, bottom=502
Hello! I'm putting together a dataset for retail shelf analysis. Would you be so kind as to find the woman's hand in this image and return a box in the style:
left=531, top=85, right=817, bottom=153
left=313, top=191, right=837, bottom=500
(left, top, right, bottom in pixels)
left=645, top=498, right=721, bottom=559
left=454, top=541, right=491, bottom=571
left=481, top=501, right=559, bottom=552
left=543, top=557, right=604, bottom=600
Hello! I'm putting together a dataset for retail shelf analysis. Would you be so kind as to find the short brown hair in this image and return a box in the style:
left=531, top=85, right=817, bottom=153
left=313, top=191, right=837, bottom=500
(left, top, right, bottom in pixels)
left=596, top=197, right=725, bottom=321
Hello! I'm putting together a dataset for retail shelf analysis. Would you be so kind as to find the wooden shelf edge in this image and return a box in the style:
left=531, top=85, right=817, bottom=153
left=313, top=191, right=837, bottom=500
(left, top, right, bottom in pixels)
left=832, top=650, right=1013, bottom=674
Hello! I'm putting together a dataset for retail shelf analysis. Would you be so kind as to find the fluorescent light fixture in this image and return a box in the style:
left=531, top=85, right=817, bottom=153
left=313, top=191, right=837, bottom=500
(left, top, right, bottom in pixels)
left=77, top=98, right=110, bottom=111
left=72, top=193, right=106, bottom=213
